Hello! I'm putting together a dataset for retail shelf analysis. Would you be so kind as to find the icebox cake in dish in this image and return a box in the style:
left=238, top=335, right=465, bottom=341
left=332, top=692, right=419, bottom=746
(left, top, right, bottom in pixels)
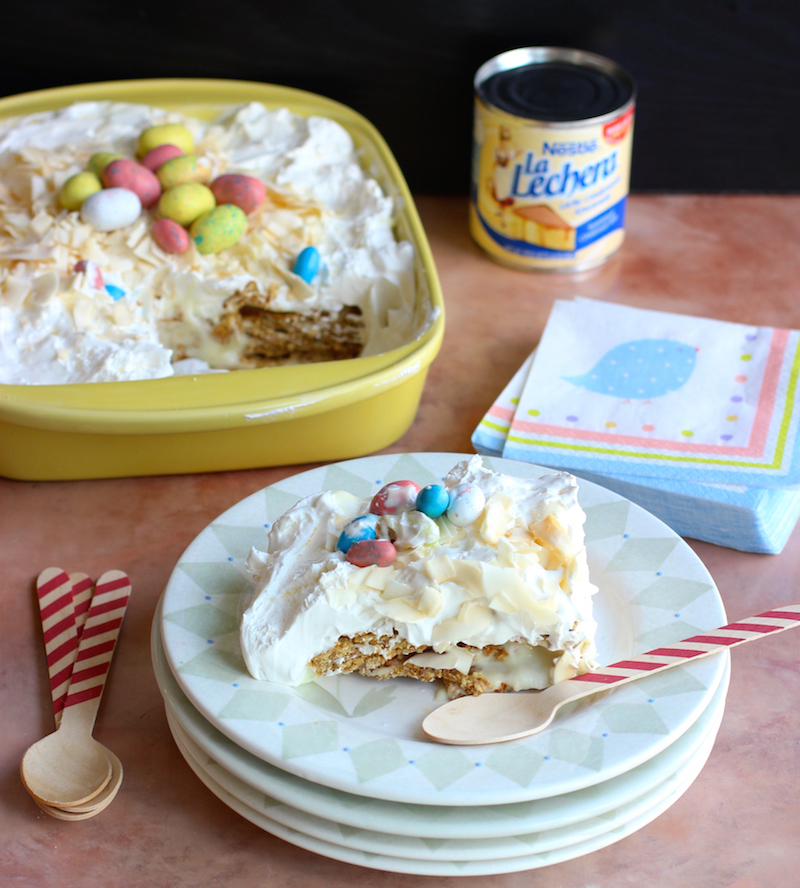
left=0, top=99, right=428, bottom=384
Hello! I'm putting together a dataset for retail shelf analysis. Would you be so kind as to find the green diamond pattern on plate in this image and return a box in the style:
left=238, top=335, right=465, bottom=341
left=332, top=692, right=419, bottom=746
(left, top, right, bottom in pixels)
left=264, top=486, right=304, bottom=523
left=351, top=685, right=397, bottom=717
left=217, top=688, right=291, bottom=721
left=179, top=647, right=245, bottom=683
left=178, top=562, right=250, bottom=597
left=636, top=619, right=705, bottom=649
left=547, top=728, right=604, bottom=771
left=484, top=744, right=545, bottom=787
left=261, top=794, right=282, bottom=810
left=583, top=500, right=631, bottom=543
left=337, top=822, right=367, bottom=839
left=348, top=738, right=408, bottom=782
left=420, top=837, right=449, bottom=852
left=600, top=702, right=670, bottom=735
left=294, top=682, right=349, bottom=717
left=164, top=602, right=237, bottom=637
left=281, top=721, right=339, bottom=759
left=604, top=537, right=679, bottom=572
left=633, top=576, right=714, bottom=609
left=211, top=524, right=269, bottom=559
left=382, top=454, right=441, bottom=487
left=321, top=464, right=374, bottom=499
left=631, top=667, right=707, bottom=698
left=413, top=748, right=474, bottom=790
left=510, top=830, right=543, bottom=847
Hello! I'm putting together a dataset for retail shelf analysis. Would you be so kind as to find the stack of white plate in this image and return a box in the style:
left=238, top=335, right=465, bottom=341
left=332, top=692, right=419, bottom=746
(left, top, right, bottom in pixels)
left=152, top=453, right=730, bottom=876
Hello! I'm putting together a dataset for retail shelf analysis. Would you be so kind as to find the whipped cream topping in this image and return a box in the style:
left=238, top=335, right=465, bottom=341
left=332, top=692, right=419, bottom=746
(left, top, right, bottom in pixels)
left=0, top=101, right=426, bottom=384
left=240, top=457, right=598, bottom=690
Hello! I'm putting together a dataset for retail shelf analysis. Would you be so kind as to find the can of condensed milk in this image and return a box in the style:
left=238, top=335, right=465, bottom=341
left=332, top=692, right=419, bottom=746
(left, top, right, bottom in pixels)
left=470, top=47, right=636, bottom=272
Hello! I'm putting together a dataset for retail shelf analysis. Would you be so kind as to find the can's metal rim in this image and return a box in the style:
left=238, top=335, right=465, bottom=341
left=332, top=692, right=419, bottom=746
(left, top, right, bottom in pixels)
left=474, top=46, right=637, bottom=128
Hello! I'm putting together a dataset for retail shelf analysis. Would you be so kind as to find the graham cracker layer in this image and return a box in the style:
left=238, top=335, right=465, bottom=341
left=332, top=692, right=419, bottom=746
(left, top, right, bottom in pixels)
left=213, top=282, right=364, bottom=366
left=308, top=631, right=518, bottom=696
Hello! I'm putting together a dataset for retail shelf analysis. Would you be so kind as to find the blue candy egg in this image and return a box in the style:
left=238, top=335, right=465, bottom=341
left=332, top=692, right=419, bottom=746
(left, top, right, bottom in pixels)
left=292, top=245, right=321, bottom=283
left=415, top=484, right=450, bottom=519
left=105, top=284, right=126, bottom=301
left=337, top=513, right=379, bottom=554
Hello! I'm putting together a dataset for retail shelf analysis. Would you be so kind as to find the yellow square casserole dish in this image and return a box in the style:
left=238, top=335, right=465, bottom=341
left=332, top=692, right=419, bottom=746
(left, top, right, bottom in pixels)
left=0, top=79, right=444, bottom=480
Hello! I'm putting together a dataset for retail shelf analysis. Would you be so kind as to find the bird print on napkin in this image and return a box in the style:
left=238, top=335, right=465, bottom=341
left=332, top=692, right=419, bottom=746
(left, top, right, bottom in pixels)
left=562, top=339, right=697, bottom=400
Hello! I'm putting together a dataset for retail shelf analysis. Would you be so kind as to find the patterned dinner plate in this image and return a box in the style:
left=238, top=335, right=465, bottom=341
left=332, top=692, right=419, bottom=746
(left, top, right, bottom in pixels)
left=166, top=691, right=724, bottom=861
left=160, top=452, right=727, bottom=806
left=166, top=708, right=717, bottom=875
left=153, top=601, right=729, bottom=840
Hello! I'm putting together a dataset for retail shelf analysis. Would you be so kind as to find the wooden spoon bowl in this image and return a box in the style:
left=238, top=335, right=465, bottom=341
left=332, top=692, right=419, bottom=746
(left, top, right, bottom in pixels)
left=20, top=701, right=112, bottom=807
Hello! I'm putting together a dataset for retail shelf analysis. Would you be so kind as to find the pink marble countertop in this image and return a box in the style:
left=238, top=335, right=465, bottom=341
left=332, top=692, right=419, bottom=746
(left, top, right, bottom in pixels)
left=3, top=195, right=800, bottom=887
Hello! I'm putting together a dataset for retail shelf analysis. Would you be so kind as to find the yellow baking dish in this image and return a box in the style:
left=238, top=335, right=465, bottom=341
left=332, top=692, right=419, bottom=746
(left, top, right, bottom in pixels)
left=0, top=79, right=443, bottom=480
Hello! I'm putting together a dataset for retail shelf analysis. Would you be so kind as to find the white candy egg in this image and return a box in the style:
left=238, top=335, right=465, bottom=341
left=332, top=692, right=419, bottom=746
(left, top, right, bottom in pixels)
left=446, top=484, right=486, bottom=527
left=80, top=187, right=142, bottom=232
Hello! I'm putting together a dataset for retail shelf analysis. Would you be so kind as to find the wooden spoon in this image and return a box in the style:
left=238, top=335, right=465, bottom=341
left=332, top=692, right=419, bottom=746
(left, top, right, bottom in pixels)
left=422, top=604, right=800, bottom=745
left=56, top=748, right=124, bottom=814
left=34, top=749, right=124, bottom=820
left=21, top=570, right=130, bottom=807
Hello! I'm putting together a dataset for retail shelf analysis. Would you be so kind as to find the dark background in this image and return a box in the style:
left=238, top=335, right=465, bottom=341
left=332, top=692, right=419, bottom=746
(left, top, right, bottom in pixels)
left=2, top=1, right=798, bottom=194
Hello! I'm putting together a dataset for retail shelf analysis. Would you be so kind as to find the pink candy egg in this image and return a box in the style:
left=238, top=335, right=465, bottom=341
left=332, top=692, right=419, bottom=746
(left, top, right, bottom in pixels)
left=209, top=174, right=266, bottom=215
left=345, top=539, right=397, bottom=568
left=140, top=143, right=184, bottom=172
left=369, top=480, right=422, bottom=516
left=102, top=158, right=161, bottom=208
left=152, top=218, right=190, bottom=254
left=73, top=259, right=104, bottom=289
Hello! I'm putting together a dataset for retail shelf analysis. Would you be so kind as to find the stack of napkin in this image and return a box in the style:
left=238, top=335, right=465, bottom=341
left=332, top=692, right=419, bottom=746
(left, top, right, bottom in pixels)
left=472, top=299, right=800, bottom=553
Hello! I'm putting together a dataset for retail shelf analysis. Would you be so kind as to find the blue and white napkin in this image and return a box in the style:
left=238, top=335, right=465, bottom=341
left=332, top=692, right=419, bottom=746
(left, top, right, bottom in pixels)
left=472, top=299, right=800, bottom=553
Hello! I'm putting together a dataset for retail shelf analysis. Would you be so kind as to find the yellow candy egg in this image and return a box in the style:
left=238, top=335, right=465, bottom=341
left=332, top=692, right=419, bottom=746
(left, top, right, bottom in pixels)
left=158, top=183, right=216, bottom=226
left=87, top=152, right=122, bottom=177
left=137, top=124, right=194, bottom=158
left=59, top=171, right=103, bottom=211
left=156, top=154, right=213, bottom=189
left=190, top=204, right=247, bottom=254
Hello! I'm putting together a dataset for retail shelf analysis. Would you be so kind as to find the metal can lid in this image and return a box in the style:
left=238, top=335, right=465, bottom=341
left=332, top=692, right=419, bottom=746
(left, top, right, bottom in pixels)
left=475, top=47, right=636, bottom=125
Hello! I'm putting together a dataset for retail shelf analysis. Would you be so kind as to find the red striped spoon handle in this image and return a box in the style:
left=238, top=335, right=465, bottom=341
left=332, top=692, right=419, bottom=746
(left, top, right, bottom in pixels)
left=35, top=569, right=78, bottom=725
left=62, top=570, right=131, bottom=716
left=423, top=604, right=800, bottom=745
left=576, top=605, right=800, bottom=686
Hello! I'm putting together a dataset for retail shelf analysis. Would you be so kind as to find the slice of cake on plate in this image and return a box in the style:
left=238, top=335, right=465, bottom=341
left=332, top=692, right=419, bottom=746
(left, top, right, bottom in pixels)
left=240, top=456, right=598, bottom=697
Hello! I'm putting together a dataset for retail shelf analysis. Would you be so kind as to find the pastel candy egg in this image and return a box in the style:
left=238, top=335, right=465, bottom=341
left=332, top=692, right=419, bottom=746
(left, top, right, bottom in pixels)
left=345, top=538, right=397, bottom=568
left=102, top=159, right=161, bottom=208
left=140, top=143, right=184, bottom=171
left=336, top=514, right=379, bottom=554
left=415, top=484, right=450, bottom=519
left=446, top=484, right=486, bottom=527
left=190, top=204, right=247, bottom=255
left=137, top=123, right=194, bottom=157
left=158, top=183, right=216, bottom=226
left=80, top=187, right=141, bottom=232
left=59, top=171, right=102, bottom=210
left=87, top=152, right=122, bottom=177
left=73, top=259, right=104, bottom=290
left=292, top=245, right=321, bottom=283
left=210, top=174, right=266, bottom=214
left=156, top=154, right=213, bottom=189
left=152, top=217, right=190, bottom=254
left=370, top=480, right=422, bottom=516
